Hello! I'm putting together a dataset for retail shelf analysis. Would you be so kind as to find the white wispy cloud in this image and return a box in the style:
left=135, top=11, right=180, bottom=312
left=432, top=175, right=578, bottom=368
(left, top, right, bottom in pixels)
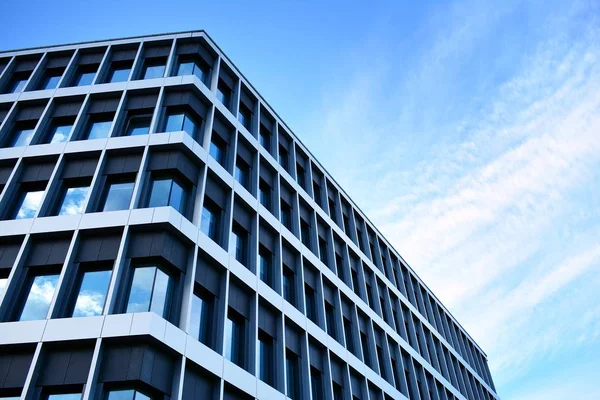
left=302, top=0, right=600, bottom=396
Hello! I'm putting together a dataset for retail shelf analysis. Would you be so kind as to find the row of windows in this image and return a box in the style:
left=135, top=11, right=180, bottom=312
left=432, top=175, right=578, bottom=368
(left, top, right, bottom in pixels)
left=0, top=111, right=492, bottom=393
left=0, top=335, right=474, bottom=400
left=0, top=85, right=490, bottom=390
left=0, top=36, right=491, bottom=389
left=0, top=212, right=493, bottom=400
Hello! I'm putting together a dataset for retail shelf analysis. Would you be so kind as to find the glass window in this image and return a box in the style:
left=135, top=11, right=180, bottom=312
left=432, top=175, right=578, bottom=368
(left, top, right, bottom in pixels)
left=259, top=180, right=271, bottom=210
left=238, top=105, right=252, bottom=131
left=8, top=77, right=28, bottom=93
left=57, top=185, right=89, bottom=216
left=10, top=127, right=35, bottom=147
left=74, top=67, right=96, bottom=87
left=14, top=189, right=45, bottom=219
left=46, top=393, right=82, bottom=400
left=209, top=139, right=225, bottom=166
left=259, top=130, right=271, bottom=152
left=71, top=269, right=111, bottom=317
left=85, top=117, right=113, bottom=140
left=189, top=291, right=212, bottom=346
left=305, top=285, right=317, bottom=323
left=148, top=177, right=186, bottom=214
left=301, top=220, right=311, bottom=248
left=176, top=59, right=207, bottom=83
left=283, top=268, right=295, bottom=305
left=234, top=159, right=249, bottom=189
left=258, top=246, right=271, bottom=286
left=279, top=146, right=289, bottom=170
left=19, top=274, right=59, bottom=321
left=126, top=265, right=172, bottom=318
left=200, top=201, right=219, bottom=241
left=48, top=122, right=73, bottom=143
left=164, top=111, right=197, bottom=137
left=101, top=181, right=134, bottom=212
left=108, top=64, right=131, bottom=83
left=325, top=302, right=336, bottom=339
left=286, top=352, right=300, bottom=399
left=142, top=59, right=165, bottom=80
left=125, top=114, right=152, bottom=136
left=107, top=389, right=151, bottom=400
left=281, top=201, right=292, bottom=230
left=230, top=225, right=247, bottom=265
left=258, top=332, right=274, bottom=385
left=311, top=368, right=323, bottom=400
left=216, top=82, right=231, bottom=108
left=40, top=72, right=62, bottom=90
left=0, top=277, right=9, bottom=297
left=224, top=312, right=244, bottom=367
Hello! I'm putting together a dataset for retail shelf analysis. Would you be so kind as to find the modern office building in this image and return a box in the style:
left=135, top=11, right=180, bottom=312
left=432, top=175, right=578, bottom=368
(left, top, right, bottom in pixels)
left=0, top=31, right=498, bottom=400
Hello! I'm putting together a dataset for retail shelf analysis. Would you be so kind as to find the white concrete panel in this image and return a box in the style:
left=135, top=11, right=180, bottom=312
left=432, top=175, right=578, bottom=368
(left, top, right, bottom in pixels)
left=43, top=316, right=104, bottom=341
left=102, top=313, right=134, bottom=337
left=0, top=320, right=46, bottom=344
left=223, top=360, right=257, bottom=397
left=129, top=312, right=167, bottom=340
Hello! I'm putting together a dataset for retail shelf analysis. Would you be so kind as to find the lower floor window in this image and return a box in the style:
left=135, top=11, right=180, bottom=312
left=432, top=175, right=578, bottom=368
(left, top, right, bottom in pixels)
left=19, top=273, right=60, bottom=321
left=106, top=389, right=152, bottom=400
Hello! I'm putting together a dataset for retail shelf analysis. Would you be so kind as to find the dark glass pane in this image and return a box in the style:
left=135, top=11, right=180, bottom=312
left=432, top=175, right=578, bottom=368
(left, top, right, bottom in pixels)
left=102, top=182, right=134, bottom=211
left=41, top=74, right=61, bottom=90
left=9, top=79, right=27, bottom=93
left=10, top=128, right=35, bottom=147
left=201, top=205, right=218, bottom=240
left=177, top=61, right=194, bottom=76
left=108, top=67, right=131, bottom=83
left=209, top=141, right=224, bottom=165
left=107, top=390, right=135, bottom=400
left=126, top=115, right=151, bottom=136
left=87, top=120, right=112, bottom=140
left=19, top=274, right=59, bottom=321
left=148, top=178, right=171, bottom=208
left=169, top=180, right=185, bottom=213
left=182, top=114, right=197, bottom=136
left=143, top=63, right=165, bottom=80
left=150, top=268, right=170, bottom=317
left=47, top=394, right=81, bottom=400
left=72, top=269, right=111, bottom=317
left=75, top=71, right=95, bottom=86
left=165, top=112, right=184, bottom=132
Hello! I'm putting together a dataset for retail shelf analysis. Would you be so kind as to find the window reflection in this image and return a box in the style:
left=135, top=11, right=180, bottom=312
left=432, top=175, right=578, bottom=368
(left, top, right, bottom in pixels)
left=107, top=389, right=151, bottom=400
left=85, top=118, right=112, bottom=140
left=10, top=127, right=35, bottom=147
left=101, top=181, right=134, bottom=212
left=72, top=269, right=111, bottom=317
left=57, top=186, right=89, bottom=216
left=46, top=393, right=82, bottom=400
left=126, top=266, right=172, bottom=318
left=164, top=111, right=197, bottom=137
left=19, top=274, right=59, bottom=321
left=14, top=190, right=45, bottom=219
left=148, top=178, right=185, bottom=214
left=48, top=123, right=73, bottom=143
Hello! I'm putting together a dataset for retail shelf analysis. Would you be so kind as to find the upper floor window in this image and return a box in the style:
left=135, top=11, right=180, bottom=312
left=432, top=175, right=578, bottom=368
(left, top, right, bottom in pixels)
left=45, top=392, right=82, bottom=400
left=142, top=58, right=166, bottom=80
left=125, top=113, right=152, bottom=136
left=176, top=58, right=208, bottom=83
left=39, top=69, right=63, bottom=90
left=259, top=180, right=271, bottom=210
left=56, top=184, right=89, bottom=216
left=70, top=268, right=111, bottom=317
left=6, top=73, right=29, bottom=93
left=164, top=110, right=197, bottom=137
left=281, top=200, right=292, bottom=231
left=238, top=104, right=252, bottom=131
left=230, top=224, right=248, bottom=266
left=84, top=115, right=113, bottom=140
left=73, top=66, right=97, bottom=87
left=224, top=310, right=245, bottom=368
left=234, top=158, right=249, bottom=190
left=107, top=389, right=152, bottom=400
left=18, top=273, right=59, bottom=321
left=107, top=61, right=132, bottom=83
left=258, top=331, right=274, bottom=386
left=200, top=199, right=220, bottom=242
left=259, top=129, right=271, bottom=153
left=13, top=189, right=45, bottom=219
left=100, top=180, right=134, bottom=212
left=9, top=124, right=36, bottom=147
left=126, top=265, right=172, bottom=318
left=209, top=137, right=226, bottom=166
left=148, top=177, right=186, bottom=214
left=216, top=81, right=231, bottom=109
left=47, top=119, right=74, bottom=143
left=189, top=290, right=214, bottom=347
left=258, top=246, right=272, bottom=286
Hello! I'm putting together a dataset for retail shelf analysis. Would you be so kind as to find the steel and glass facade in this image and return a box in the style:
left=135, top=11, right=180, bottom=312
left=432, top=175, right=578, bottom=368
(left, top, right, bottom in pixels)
left=0, top=31, right=498, bottom=400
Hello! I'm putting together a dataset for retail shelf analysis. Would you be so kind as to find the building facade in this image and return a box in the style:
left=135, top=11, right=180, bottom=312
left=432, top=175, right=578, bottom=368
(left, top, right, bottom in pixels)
left=0, top=31, right=498, bottom=400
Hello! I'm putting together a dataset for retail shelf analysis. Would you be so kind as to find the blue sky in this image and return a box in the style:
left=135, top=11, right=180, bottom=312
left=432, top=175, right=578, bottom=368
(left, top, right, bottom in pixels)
left=2, top=0, right=600, bottom=398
